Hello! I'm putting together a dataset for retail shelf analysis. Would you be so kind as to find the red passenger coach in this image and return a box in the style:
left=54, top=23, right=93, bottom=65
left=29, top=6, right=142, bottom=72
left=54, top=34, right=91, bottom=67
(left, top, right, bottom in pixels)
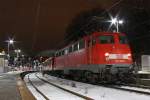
left=53, top=32, right=133, bottom=82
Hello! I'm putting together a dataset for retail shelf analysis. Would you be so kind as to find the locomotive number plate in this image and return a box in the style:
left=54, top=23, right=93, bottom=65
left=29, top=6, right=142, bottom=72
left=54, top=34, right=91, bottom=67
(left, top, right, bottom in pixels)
left=109, top=54, right=128, bottom=59
left=116, top=54, right=123, bottom=59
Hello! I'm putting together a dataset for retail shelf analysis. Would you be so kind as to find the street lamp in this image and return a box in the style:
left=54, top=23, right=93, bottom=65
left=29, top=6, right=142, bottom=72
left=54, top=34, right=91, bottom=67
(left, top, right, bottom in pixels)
left=7, top=39, right=14, bottom=57
left=15, top=49, right=21, bottom=57
left=110, top=17, right=124, bottom=32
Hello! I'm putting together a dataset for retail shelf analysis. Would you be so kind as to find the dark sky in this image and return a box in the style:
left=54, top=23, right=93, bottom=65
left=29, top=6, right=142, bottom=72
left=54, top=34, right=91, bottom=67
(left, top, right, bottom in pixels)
left=0, top=0, right=118, bottom=55
left=0, top=0, right=150, bottom=56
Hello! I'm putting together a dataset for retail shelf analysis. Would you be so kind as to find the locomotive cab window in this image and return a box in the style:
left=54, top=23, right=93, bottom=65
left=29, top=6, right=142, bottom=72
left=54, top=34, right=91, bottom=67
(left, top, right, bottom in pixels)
left=99, top=35, right=114, bottom=44
left=119, top=35, right=128, bottom=44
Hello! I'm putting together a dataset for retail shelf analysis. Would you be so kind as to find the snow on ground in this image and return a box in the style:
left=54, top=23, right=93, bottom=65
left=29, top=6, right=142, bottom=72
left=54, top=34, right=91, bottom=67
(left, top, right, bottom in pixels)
left=120, top=85, right=150, bottom=93
left=35, top=73, right=150, bottom=100
left=24, top=73, right=84, bottom=100
left=24, top=75, right=47, bottom=100
left=7, top=71, right=24, bottom=75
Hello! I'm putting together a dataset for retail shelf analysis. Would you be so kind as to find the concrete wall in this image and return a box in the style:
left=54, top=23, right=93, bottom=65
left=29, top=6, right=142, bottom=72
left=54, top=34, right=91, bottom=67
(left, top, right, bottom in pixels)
left=0, top=58, right=5, bottom=73
left=142, top=55, right=150, bottom=72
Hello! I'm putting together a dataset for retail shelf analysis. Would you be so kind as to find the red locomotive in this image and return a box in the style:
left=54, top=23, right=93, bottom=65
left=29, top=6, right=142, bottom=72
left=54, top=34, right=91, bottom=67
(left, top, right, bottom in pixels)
left=45, top=32, right=133, bottom=83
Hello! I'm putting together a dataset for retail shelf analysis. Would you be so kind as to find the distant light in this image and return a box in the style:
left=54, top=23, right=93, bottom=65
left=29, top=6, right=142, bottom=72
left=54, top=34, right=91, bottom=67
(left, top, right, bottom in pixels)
left=0, top=53, right=4, bottom=55
left=15, top=49, right=21, bottom=53
left=118, top=20, right=123, bottom=24
left=18, top=49, right=21, bottom=53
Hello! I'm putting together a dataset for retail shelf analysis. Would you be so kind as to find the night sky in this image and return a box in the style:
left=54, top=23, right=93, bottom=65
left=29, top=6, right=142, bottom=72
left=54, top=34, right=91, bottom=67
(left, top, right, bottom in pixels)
left=0, top=0, right=150, bottom=56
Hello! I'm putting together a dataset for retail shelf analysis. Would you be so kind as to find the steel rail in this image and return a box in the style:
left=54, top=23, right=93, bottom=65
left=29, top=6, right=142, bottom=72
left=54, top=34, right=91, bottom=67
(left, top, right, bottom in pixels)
left=28, top=74, right=49, bottom=100
left=99, top=84, right=150, bottom=96
left=35, top=73, right=94, bottom=100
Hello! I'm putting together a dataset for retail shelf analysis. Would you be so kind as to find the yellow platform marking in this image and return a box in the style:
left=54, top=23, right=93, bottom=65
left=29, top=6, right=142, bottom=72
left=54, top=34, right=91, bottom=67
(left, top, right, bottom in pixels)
left=17, top=77, right=36, bottom=100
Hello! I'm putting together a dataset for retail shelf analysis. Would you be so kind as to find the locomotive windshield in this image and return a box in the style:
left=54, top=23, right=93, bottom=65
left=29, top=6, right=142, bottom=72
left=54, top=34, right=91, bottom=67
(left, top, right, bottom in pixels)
left=119, top=35, right=128, bottom=44
left=99, top=35, right=114, bottom=44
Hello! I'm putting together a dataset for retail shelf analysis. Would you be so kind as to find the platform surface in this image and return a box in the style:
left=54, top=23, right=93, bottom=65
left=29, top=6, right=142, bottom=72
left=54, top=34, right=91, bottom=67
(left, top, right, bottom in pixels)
left=0, top=72, right=21, bottom=100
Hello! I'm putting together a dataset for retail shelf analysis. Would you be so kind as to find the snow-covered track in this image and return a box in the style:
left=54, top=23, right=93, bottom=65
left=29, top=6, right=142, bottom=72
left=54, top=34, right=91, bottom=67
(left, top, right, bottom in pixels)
left=101, top=84, right=150, bottom=96
left=27, top=74, right=49, bottom=100
left=122, top=84, right=150, bottom=90
left=35, top=73, right=94, bottom=100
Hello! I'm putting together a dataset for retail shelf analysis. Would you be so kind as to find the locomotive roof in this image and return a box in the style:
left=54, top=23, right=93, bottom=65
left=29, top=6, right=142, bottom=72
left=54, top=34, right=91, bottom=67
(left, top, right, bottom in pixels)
left=91, top=32, right=125, bottom=36
left=56, top=32, right=126, bottom=52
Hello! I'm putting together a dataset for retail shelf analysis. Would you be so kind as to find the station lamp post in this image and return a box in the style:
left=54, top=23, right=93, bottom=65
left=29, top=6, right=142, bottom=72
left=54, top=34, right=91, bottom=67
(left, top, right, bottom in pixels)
left=110, top=18, right=123, bottom=32
left=14, top=49, right=21, bottom=58
left=7, top=39, right=14, bottom=57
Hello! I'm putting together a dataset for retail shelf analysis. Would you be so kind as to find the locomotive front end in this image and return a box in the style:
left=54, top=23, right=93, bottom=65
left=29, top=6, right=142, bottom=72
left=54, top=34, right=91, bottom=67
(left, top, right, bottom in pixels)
left=96, top=32, right=133, bottom=82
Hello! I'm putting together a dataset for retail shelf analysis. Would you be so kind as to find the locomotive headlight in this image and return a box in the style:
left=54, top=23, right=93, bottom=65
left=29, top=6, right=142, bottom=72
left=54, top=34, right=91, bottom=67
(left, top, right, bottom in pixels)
left=105, top=52, right=109, bottom=56
left=127, top=53, right=131, bottom=56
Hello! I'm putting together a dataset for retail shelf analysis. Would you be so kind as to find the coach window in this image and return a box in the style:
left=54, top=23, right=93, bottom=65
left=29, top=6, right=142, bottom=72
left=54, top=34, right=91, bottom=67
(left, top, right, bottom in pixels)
left=69, top=46, right=72, bottom=53
left=65, top=48, right=68, bottom=54
left=62, top=50, right=64, bottom=55
left=55, top=53, right=57, bottom=57
left=56, top=52, right=59, bottom=57
left=99, top=35, right=114, bottom=44
left=59, top=51, right=61, bottom=56
left=79, top=39, right=85, bottom=49
left=73, top=43, right=78, bottom=51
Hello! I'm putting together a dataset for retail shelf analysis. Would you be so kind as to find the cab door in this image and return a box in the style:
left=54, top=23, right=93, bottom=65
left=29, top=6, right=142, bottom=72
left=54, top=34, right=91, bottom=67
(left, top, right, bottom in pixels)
left=87, top=37, right=92, bottom=64
left=87, top=36, right=97, bottom=64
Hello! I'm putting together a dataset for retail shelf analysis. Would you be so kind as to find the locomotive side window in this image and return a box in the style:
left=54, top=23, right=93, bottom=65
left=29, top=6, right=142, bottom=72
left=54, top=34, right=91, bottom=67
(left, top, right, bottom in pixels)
left=57, top=52, right=59, bottom=57
left=99, top=35, right=114, bottom=44
left=58, top=51, right=61, bottom=56
left=73, top=43, right=78, bottom=51
left=79, top=39, right=85, bottom=49
left=62, top=50, right=65, bottom=55
left=69, top=46, right=72, bottom=53
left=119, top=35, right=128, bottom=44
left=55, top=52, right=59, bottom=57
left=65, top=48, right=68, bottom=55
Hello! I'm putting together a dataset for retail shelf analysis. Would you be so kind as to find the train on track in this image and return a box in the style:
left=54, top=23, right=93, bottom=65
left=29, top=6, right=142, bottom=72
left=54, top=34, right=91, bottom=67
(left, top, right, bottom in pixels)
left=43, top=32, right=133, bottom=83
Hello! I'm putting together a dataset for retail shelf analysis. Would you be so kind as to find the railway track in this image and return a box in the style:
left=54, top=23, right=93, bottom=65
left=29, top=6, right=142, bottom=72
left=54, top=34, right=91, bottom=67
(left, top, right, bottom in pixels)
left=122, top=83, right=150, bottom=90
left=27, top=74, right=49, bottom=100
left=27, top=73, right=94, bottom=100
left=35, top=73, right=94, bottom=100
left=43, top=73, right=150, bottom=96
left=103, top=84, right=150, bottom=95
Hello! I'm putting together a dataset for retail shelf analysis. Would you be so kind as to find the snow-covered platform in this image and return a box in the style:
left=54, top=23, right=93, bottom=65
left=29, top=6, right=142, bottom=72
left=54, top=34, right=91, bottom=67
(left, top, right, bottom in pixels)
left=136, top=71, right=150, bottom=86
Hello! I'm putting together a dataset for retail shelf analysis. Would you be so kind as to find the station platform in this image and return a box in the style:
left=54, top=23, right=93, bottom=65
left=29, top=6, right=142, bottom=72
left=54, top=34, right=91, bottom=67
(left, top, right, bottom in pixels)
left=136, top=71, right=150, bottom=86
left=0, top=71, right=35, bottom=100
